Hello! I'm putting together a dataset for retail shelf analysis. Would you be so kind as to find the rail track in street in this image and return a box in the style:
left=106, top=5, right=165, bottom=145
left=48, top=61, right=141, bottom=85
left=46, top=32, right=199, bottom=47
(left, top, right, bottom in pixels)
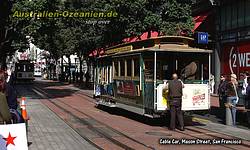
left=18, top=80, right=250, bottom=150
left=32, top=85, right=156, bottom=150
left=67, top=86, right=250, bottom=150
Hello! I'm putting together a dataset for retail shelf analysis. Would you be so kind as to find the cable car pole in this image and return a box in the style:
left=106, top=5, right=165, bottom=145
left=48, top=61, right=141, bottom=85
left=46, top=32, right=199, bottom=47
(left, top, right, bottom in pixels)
left=154, top=51, right=157, bottom=110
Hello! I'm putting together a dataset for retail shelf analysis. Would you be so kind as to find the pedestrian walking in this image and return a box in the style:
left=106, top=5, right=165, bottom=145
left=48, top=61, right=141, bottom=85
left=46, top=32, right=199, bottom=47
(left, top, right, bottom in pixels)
left=225, top=73, right=239, bottom=127
left=167, top=73, right=184, bottom=131
left=0, top=70, right=11, bottom=124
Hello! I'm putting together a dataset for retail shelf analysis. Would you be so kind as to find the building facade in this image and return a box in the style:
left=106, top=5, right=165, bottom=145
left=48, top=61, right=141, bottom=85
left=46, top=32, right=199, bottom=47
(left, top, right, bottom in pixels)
left=217, top=0, right=250, bottom=76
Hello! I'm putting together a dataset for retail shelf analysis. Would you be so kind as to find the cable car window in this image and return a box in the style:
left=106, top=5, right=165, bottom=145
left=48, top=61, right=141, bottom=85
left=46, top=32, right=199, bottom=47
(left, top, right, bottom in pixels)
left=102, top=67, right=106, bottom=82
left=99, top=68, right=102, bottom=82
left=114, top=61, right=118, bottom=77
left=106, top=66, right=109, bottom=83
left=134, top=59, right=139, bottom=77
left=109, top=66, right=112, bottom=82
left=126, top=59, right=132, bottom=77
left=144, top=60, right=161, bottom=80
left=144, top=61, right=153, bottom=79
left=120, top=60, right=125, bottom=76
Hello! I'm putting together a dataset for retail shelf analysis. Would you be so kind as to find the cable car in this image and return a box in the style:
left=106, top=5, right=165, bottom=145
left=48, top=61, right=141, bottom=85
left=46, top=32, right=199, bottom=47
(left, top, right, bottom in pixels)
left=94, top=36, right=212, bottom=118
left=15, top=60, right=35, bottom=82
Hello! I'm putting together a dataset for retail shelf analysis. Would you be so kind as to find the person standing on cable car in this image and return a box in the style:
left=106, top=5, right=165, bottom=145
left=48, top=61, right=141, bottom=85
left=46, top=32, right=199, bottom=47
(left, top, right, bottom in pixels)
left=167, top=73, right=184, bottom=131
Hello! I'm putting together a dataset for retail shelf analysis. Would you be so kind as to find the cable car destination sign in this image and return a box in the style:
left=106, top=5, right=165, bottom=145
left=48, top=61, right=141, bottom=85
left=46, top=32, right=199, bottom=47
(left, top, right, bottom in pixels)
left=105, top=45, right=133, bottom=54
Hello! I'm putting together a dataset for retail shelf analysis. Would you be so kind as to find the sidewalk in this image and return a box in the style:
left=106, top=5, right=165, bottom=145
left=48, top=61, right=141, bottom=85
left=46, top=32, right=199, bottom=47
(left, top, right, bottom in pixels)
left=26, top=98, right=98, bottom=150
left=198, top=121, right=250, bottom=141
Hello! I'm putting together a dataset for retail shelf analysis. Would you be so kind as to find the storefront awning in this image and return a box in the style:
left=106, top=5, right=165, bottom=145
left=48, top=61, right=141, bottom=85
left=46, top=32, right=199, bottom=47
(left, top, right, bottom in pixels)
left=193, top=12, right=210, bottom=32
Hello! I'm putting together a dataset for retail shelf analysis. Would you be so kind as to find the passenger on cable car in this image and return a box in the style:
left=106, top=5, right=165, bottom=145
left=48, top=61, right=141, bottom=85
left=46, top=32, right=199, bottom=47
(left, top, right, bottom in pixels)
left=180, top=61, right=197, bottom=81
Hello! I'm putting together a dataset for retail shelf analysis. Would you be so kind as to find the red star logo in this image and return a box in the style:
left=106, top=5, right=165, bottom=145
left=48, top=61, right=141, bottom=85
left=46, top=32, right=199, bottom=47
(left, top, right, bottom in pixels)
left=3, top=132, right=16, bottom=147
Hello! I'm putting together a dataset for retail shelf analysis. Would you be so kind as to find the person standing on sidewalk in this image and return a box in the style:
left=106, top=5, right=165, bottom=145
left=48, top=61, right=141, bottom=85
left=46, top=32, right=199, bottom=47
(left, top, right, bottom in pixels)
left=246, top=77, right=250, bottom=106
left=218, top=75, right=228, bottom=121
left=5, top=69, right=18, bottom=110
left=246, top=77, right=250, bottom=127
left=85, top=71, right=90, bottom=88
left=225, top=74, right=239, bottom=127
left=242, top=72, right=249, bottom=108
left=0, top=70, right=11, bottom=124
left=167, top=73, right=184, bottom=131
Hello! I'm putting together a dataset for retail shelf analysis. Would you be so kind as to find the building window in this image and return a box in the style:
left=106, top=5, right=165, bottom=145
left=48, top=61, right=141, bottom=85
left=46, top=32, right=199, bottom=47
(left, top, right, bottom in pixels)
left=245, top=1, right=250, bottom=26
left=232, top=2, right=237, bottom=29
left=225, top=5, right=231, bottom=30
left=221, top=6, right=226, bottom=31
left=238, top=0, right=245, bottom=27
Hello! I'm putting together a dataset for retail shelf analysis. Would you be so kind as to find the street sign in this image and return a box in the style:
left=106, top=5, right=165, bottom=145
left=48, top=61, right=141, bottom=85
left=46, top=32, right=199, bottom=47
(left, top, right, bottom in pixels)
left=198, top=32, right=208, bottom=44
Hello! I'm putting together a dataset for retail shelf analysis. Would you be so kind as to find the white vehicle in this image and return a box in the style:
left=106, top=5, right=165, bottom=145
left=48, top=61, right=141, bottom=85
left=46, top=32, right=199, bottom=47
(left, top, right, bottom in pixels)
left=34, top=68, right=42, bottom=77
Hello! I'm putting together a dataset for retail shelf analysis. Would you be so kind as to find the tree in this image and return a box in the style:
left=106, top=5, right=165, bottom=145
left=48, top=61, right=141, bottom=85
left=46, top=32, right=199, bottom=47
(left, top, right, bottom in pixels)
left=0, top=0, right=29, bottom=67
left=2, top=0, right=194, bottom=83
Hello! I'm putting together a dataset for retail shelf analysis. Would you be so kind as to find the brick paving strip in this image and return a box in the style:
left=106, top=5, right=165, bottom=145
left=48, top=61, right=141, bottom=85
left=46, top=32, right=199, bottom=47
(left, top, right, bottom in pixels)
left=26, top=99, right=99, bottom=150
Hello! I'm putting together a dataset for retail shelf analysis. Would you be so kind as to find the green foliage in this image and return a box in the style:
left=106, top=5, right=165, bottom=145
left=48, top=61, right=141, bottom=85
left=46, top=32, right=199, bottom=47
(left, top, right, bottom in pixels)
left=1, top=0, right=194, bottom=62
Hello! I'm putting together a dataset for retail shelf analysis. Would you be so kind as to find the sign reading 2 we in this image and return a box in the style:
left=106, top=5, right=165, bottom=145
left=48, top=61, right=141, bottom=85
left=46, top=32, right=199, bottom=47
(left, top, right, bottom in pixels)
left=222, top=43, right=250, bottom=75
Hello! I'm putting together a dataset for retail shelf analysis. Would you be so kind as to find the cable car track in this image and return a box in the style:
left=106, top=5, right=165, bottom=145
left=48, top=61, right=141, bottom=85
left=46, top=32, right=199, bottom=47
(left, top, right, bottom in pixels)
left=31, top=82, right=250, bottom=150
left=71, top=88, right=250, bottom=149
left=32, top=85, right=156, bottom=150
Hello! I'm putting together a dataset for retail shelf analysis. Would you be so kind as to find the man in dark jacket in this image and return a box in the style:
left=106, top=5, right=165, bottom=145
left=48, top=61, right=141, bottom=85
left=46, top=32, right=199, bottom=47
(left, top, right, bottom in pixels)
left=246, top=77, right=250, bottom=127
left=168, top=73, right=184, bottom=131
left=218, top=75, right=228, bottom=121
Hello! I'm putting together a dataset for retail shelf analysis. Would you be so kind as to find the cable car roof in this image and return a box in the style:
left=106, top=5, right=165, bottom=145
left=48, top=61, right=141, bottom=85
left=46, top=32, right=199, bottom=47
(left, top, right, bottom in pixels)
left=102, top=36, right=212, bottom=57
